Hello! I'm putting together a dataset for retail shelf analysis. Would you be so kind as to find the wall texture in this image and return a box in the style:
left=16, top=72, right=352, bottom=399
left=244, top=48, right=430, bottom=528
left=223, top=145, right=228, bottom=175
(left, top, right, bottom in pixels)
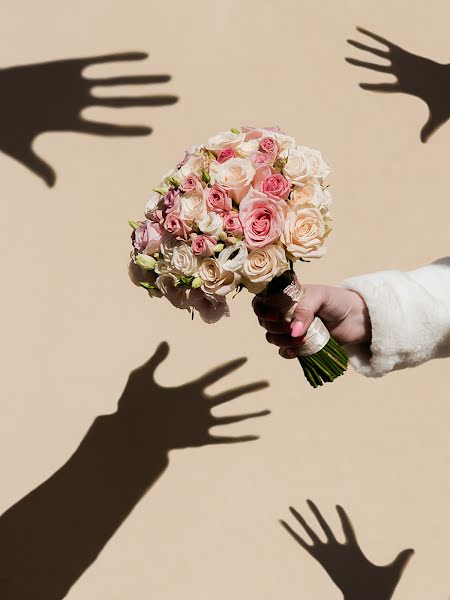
left=0, top=1, right=449, bottom=598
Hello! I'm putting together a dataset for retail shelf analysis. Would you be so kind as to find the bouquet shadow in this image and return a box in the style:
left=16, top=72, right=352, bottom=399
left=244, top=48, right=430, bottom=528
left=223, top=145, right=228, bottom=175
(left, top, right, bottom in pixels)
left=0, top=342, right=268, bottom=600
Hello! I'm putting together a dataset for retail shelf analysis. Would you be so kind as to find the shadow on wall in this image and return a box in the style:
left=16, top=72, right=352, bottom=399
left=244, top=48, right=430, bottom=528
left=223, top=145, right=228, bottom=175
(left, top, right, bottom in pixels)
left=281, top=500, right=414, bottom=600
left=0, top=52, right=179, bottom=187
left=346, top=27, right=450, bottom=143
left=0, top=342, right=269, bottom=600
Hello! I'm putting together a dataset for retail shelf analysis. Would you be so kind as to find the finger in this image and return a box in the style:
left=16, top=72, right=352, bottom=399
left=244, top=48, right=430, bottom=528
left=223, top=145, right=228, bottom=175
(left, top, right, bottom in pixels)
left=89, top=74, right=171, bottom=86
left=359, top=82, right=400, bottom=93
left=197, top=357, right=247, bottom=388
left=79, top=51, right=149, bottom=68
left=307, top=500, right=336, bottom=542
left=356, top=27, right=392, bottom=48
left=279, top=347, right=300, bottom=360
left=289, top=506, right=321, bottom=544
left=24, top=148, right=56, bottom=187
left=76, top=120, right=152, bottom=136
left=258, top=318, right=291, bottom=334
left=136, top=341, right=170, bottom=375
left=280, top=520, right=313, bottom=553
left=266, top=332, right=304, bottom=348
left=345, top=57, right=391, bottom=73
left=91, top=95, right=178, bottom=108
left=347, top=39, right=389, bottom=59
left=420, top=111, right=446, bottom=143
left=207, top=434, right=259, bottom=445
left=391, top=548, right=415, bottom=573
left=213, top=409, right=270, bottom=425
left=336, top=505, right=358, bottom=546
left=210, top=381, right=269, bottom=406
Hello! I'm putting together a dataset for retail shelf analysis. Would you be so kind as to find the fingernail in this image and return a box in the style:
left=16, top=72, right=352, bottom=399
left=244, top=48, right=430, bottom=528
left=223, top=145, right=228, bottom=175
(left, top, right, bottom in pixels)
left=291, top=321, right=304, bottom=337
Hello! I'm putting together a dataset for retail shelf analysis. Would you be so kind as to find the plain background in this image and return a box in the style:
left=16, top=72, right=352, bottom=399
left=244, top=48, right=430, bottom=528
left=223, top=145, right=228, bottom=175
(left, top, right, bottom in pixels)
left=0, top=0, right=449, bottom=598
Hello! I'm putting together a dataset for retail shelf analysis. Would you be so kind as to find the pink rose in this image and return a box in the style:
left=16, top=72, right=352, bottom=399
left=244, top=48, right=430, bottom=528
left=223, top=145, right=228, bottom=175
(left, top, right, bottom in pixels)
left=148, top=209, right=164, bottom=224
left=239, top=190, right=287, bottom=249
left=133, top=220, right=163, bottom=255
left=206, top=184, right=232, bottom=213
left=189, top=289, right=230, bottom=324
left=180, top=175, right=201, bottom=193
left=192, top=234, right=217, bottom=257
left=223, top=212, right=243, bottom=236
left=163, top=212, right=190, bottom=240
left=260, top=136, right=280, bottom=159
left=252, top=151, right=272, bottom=169
left=163, top=189, right=180, bottom=214
left=217, top=147, right=235, bottom=163
left=242, top=126, right=281, bottom=140
left=261, top=174, right=290, bottom=200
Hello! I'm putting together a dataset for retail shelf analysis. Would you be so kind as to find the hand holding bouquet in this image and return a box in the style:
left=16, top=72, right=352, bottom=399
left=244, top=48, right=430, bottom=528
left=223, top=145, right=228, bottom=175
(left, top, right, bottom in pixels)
left=129, top=126, right=348, bottom=387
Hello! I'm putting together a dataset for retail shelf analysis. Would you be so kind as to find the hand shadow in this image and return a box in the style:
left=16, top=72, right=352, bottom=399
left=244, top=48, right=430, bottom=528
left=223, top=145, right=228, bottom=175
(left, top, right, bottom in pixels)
left=0, top=342, right=269, bottom=600
left=0, top=52, right=178, bottom=187
left=281, top=500, right=414, bottom=600
left=346, top=27, right=450, bottom=142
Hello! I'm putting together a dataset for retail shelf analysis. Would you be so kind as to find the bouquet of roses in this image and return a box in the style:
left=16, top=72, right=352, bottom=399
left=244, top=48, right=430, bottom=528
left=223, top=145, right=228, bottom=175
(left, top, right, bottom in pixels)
left=129, top=126, right=348, bottom=387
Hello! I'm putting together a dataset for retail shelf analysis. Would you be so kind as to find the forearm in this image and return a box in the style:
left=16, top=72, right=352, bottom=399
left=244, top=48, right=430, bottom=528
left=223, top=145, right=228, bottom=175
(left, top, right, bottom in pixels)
left=340, top=257, right=450, bottom=377
left=0, top=412, right=169, bottom=599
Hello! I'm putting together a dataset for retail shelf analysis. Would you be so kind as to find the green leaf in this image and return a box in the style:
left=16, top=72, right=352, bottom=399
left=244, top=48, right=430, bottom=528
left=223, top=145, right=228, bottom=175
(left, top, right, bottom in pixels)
left=139, top=281, right=156, bottom=290
left=128, top=220, right=139, bottom=230
left=231, top=128, right=241, bottom=134
left=202, top=170, right=211, bottom=185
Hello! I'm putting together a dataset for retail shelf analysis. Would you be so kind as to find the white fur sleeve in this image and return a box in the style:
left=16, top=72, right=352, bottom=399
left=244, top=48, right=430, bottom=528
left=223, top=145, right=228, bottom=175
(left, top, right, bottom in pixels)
left=340, top=258, right=450, bottom=377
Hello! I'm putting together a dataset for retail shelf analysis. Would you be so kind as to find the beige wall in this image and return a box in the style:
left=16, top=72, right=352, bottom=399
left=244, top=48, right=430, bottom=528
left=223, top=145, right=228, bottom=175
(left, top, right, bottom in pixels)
left=0, top=0, right=449, bottom=598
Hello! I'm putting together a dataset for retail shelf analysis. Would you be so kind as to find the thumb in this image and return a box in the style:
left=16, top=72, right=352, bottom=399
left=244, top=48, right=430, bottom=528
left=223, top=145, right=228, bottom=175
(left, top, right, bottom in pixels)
left=391, top=548, right=415, bottom=574
left=420, top=108, right=443, bottom=143
left=290, top=286, right=328, bottom=338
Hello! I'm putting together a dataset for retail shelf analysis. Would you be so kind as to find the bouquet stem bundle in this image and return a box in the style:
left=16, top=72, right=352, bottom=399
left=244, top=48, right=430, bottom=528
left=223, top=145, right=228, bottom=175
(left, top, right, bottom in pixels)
left=260, top=271, right=349, bottom=388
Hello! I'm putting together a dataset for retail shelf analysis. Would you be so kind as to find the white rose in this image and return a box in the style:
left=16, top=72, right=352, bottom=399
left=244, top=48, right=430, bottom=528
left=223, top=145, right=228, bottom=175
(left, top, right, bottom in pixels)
left=199, top=257, right=240, bottom=296
left=280, top=147, right=311, bottom=186
left=238, top=139, right=260, bottom=155
left=206, top=130, right=246, bottom=152
left=218, top=241, right=248, bottom=273
left=180, top=190, right=207, bottom=223
left=296, top=145, right=331, bottom=183
left=156, top=273, right=190, bottom=310
left=212, top=157, right=255, bottom=203
left=198, top=211, right=223, bottom=236
left=242, top=245, right=289, bottom=294
left=160, top=235, right=177, bottom=262
left=283, top=205, right=330, bottom=259
left=171, top=242, right=200, bottom=276
left=288, top=180, right=333, bottom=213
left=179, top=154, right=206, bottom=178
left=269, top=131, right=296, bottom=150
left=189, top=289, right=230, bottom=323
left=145, top=191, right=161, bottom=217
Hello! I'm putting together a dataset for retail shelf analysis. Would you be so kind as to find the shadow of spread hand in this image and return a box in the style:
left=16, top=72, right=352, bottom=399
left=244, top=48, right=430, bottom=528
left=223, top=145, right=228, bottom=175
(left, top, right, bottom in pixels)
left=0, top=342, right=268, bottom=600
left=281, top=500, right=414, bottom=600
left=346, top=27, right=450, bottom=142
left=0, top=52, right=178, bottom=186
left=117, top=341, right=270, bottom=450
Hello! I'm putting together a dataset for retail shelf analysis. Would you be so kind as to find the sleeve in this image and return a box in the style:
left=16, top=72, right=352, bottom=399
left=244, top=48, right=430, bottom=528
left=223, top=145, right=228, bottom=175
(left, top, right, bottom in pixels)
left=339, top=257, right=450, bottom=377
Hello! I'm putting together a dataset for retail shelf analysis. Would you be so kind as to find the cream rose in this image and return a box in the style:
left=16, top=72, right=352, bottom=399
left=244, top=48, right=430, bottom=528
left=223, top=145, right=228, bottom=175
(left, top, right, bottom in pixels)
left=242, top=245, right=289, bottom=294
left=280, top=147, right=311, bottom=186
left=170, top=242, right=200, bottom=276
left=288, top=180, right=332, bottom=213
left=179, top=190, right=207, bottom=222
left=206, top=130, right=246, bottom=153
left=211, top=157, right=255, bottom=203
left=283, top=205, right=330, bottom=259
left=199, top=257, right=240, bottom=296
left=198, top=211, right=223, bottom=236
left=145, top=191, right=162, bottom=217
left=297, top=146, right=331, bottom=182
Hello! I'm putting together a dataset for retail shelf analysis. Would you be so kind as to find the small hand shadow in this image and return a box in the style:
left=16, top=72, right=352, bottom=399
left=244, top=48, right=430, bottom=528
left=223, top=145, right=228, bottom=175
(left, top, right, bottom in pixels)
left=346, top=27, right=450, bottom=142
left=281, top=500, right=414, bottom=600
left=0, top=52, right=178, bottom=186
left=0, top=342, right=268, bottom=600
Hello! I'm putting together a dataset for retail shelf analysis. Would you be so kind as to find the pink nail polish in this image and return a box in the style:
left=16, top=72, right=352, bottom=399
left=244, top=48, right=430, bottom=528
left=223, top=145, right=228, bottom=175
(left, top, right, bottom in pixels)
left=291, top=321, right=304, bottom=337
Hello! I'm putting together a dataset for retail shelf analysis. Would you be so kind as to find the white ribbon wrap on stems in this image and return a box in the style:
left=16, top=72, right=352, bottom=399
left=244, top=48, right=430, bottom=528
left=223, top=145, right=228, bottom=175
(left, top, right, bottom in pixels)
left=296, top=317, right=331, bottom=356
